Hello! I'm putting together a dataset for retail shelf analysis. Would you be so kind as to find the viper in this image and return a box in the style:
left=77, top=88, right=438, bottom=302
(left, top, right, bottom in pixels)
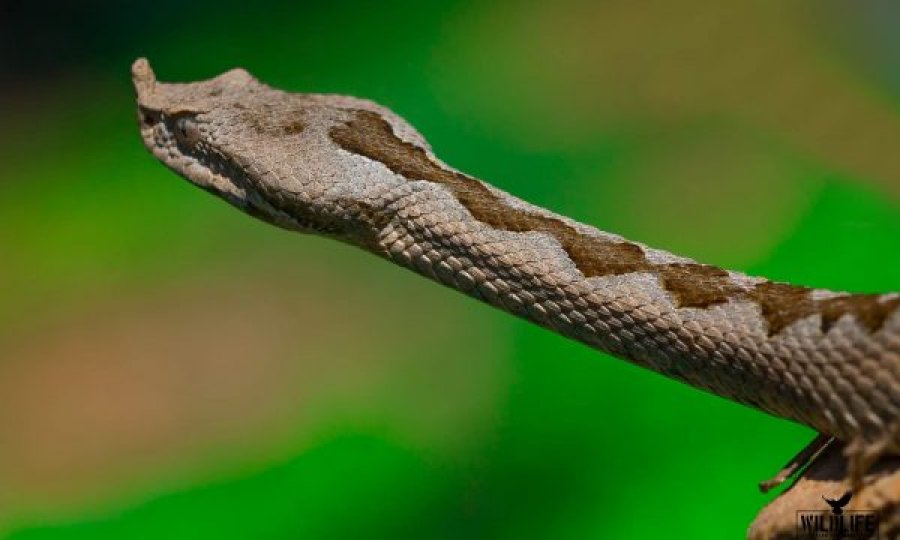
left=131, top=58, right=900, bottom=490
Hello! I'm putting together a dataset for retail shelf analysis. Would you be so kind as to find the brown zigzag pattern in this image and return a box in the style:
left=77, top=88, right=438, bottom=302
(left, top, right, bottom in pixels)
left=329, top=109, right=899, bottom=336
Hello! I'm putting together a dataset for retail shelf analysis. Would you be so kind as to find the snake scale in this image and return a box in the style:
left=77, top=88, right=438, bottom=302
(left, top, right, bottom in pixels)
left=132, top=58, right=900, bottom=485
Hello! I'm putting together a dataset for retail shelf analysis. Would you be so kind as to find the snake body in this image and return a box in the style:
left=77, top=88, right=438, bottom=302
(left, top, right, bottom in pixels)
left=132, top=59, right=900, bottom=474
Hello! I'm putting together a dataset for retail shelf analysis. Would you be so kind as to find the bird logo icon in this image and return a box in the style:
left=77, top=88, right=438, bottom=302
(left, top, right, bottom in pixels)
left=822, top=490, right=853, bottom=515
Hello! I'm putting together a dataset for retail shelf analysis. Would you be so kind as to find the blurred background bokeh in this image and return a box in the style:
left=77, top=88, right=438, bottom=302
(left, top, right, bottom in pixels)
left=1, top=0, right=898, bottom=538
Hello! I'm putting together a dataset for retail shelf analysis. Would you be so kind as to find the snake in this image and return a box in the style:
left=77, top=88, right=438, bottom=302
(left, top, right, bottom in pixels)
left=131, top=58, right=900, bottom=486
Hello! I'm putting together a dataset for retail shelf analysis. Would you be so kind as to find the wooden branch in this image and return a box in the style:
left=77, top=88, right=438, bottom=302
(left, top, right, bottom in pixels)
left=749, top=442, right=900, bottom=539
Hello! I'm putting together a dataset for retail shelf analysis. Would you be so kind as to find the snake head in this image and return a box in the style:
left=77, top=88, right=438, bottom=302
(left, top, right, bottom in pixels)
left=132, top=58, right=429, bottom=238
left=132, top=58, right=272, bottom=216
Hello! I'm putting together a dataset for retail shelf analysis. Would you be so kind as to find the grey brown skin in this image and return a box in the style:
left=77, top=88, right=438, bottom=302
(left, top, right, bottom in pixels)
left=132, top=58, right=900, bottom=485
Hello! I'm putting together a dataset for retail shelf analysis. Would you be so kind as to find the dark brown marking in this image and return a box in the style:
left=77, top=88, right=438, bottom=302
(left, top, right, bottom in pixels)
left=658, top=264, right=743, bottom=309
left=819, top=294, right=900, bottom=334
left=282, top=120, right=305, bottom=135
left=747, top=282, right=816, bottom=336
left=329, top=110, right=897, bottom=335
left=242, top=109, right=305, bottom=136
left=747, top=283, right=899, bottom=335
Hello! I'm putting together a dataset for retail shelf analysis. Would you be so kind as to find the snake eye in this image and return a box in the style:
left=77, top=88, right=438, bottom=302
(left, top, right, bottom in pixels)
left=174, top=117, right=202, bottom=145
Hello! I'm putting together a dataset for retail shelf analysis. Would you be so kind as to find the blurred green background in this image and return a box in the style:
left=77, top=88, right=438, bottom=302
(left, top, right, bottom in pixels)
left=1, top=0, right=898, bottom=538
